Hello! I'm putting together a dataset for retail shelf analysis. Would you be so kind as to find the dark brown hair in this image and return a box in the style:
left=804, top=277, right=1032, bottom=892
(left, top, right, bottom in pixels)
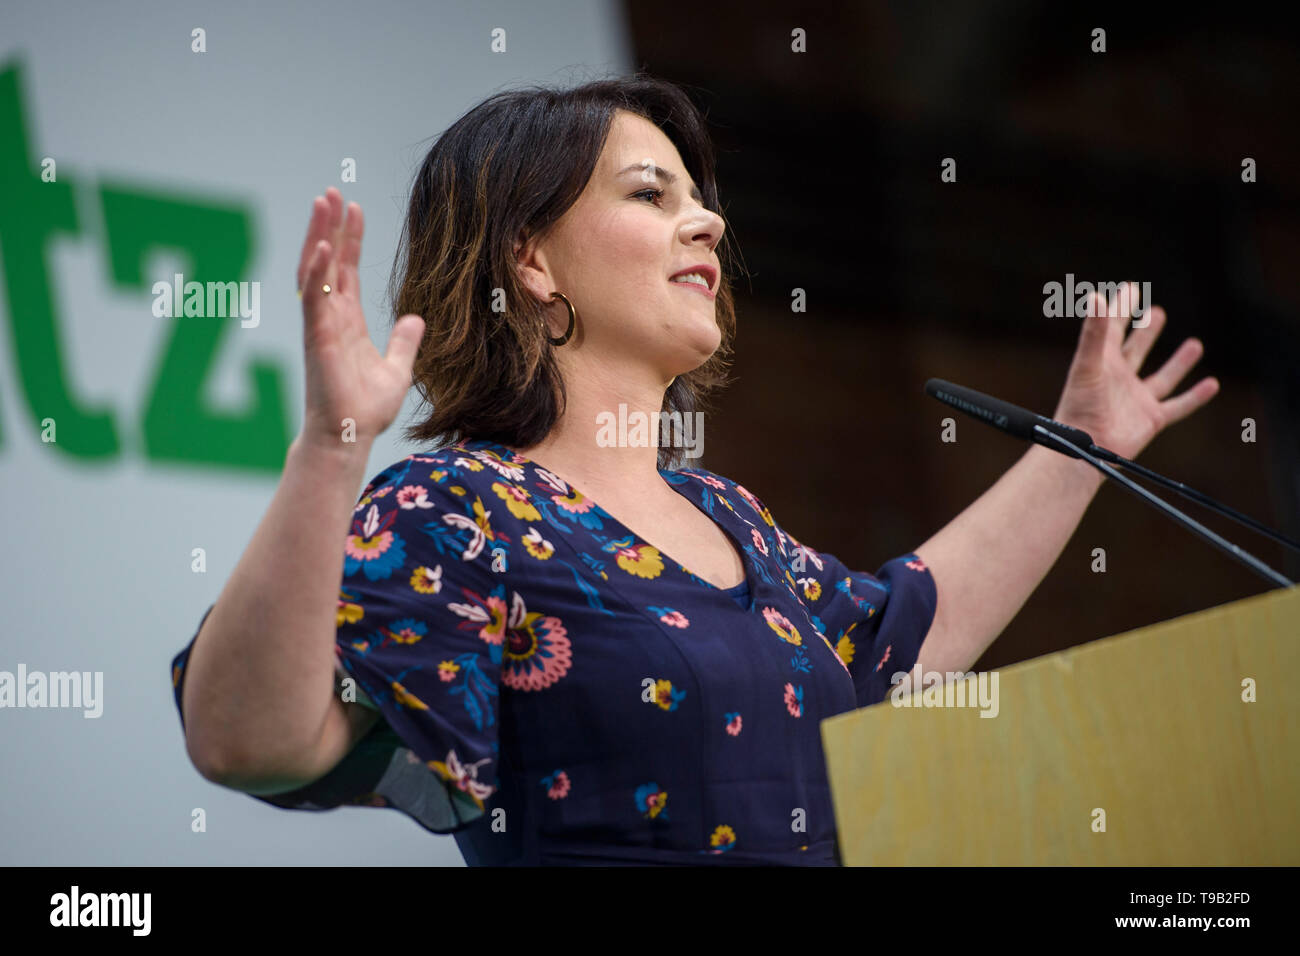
left=387, top=73, right=738, bottom=470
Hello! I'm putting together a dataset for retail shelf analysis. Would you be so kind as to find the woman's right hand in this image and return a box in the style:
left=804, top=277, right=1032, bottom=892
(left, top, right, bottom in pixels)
left=296, top=187, right=425, bottom=452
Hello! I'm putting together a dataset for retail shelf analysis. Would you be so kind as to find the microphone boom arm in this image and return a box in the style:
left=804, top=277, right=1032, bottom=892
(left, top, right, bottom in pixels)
left=1034, top=425, right=1294, bottom=589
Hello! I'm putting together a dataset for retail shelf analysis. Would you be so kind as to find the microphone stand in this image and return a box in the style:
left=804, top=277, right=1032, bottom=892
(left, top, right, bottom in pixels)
left=1034, top=425, right=1295, bottom=589
left=1087, top=446, right=1300, bottom=556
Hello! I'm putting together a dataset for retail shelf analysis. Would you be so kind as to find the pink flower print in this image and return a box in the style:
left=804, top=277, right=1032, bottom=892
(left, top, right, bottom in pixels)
left=658, top=609, right=689, bottom=628
left=344, top=504, right=405, bottom=580
left=396, top=484, right=435, bottom=509
left=437, top=660, right=460, bottom=682
left=553, top=489, right=597, bottom=516
left=724, top=712, right=743, bottom=736
left=447, top=589, right=509, bottom=645
left=499, top=593, right=572, bottom=691
left=734, top=484, right=762, bottom=512
left=874, top=644, right=892, bottom=673
left=693, top=473, right=726, bottom=489
left=784, top=682, right=803, bottom=717
left=542, top=770, right=571, bottom=800
left=906, top=557, right=928, bottom=572
left=750, top=527, right=769, bottom=556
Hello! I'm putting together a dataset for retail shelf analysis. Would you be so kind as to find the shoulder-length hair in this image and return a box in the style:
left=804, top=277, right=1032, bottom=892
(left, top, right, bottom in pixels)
left=387, top=73, right=739, bottom=470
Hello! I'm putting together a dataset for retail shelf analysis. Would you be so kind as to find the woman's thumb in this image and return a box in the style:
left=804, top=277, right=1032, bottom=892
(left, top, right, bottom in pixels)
left=385, top=314, right=425, bottom=372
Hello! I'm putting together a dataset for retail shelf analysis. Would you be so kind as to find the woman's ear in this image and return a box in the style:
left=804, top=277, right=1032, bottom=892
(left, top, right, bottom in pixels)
left=513, top=233, right=551, bottom=305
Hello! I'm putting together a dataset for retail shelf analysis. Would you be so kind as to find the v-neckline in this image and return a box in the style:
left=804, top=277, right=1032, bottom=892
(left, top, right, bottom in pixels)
left=453, top=438, right=757, bottom=607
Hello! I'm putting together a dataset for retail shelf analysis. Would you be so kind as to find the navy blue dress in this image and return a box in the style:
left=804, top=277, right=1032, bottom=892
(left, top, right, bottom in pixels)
left=169, top=437, right=937, bottom=865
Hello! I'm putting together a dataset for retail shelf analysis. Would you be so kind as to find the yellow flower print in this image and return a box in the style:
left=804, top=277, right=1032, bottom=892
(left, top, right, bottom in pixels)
left=337, top=598, right=364, bottom=628
left=762, top=606, right=803, bottom=645
left=522, top=527, right=555, bottom=559
left=653, top=679, right=686, bottom=711
left=410, top=564, right=443, bottom=594
left=471, top=496, right=502, bottom=542
left=454, top=457, right=484, bottom=471
left=798, top=577, right=822, bottom=601
left=493, top=481, right=542, bottom=521
left=430, top=469, right=447, bottom=483
left=616, top=543, right=664, bottom=579
left=709, top=825, right=737, bottom=852
left=391, top=680, right=428, bottom=710
left=836, top=632, right=856, bottom=665
left=450, top=486, right=466, bottom=496
left=821, top=634, right=851, bottom=675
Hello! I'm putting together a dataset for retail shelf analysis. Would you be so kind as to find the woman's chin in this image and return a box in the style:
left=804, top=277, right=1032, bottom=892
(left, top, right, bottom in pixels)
left=679, top=319, right=723, bottom=360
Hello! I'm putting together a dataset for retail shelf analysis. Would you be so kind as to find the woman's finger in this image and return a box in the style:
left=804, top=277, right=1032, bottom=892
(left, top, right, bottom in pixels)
left=336, top=202, right=365, bottom=299
left=1144, top=337, right=1205, bottom=400
left=384, top=313, right=426, bottom=374
left=296, top=195, right=328, bottom=292
left=1158, top=376, right=1220, bottom=426
left=1121, top=303, right=1166, bottom=372
left=321, top=188, right=344, bottom=291
left=302, top=238, right=333, bottom=326
left=1070, top=291, right=1112, bottom=377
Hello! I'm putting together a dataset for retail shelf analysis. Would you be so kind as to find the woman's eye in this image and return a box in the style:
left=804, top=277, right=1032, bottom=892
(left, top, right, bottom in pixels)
left=633, top=188, right=665, bottom=204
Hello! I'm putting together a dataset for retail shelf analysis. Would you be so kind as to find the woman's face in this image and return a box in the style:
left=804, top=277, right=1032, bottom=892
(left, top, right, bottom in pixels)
left=516, top=109, right=727, bottom=381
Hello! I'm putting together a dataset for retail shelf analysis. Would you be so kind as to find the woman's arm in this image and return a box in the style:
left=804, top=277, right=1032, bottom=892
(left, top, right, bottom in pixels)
left=911, top=444, right=1102, bottom=676
left=905, top=283, right=1218, bottom=677
left=181, top=188, right=425, bottom=787
left=181, top=434, right=378, bottom=786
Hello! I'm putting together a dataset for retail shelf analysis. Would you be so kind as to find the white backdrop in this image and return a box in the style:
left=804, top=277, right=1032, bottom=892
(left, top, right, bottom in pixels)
left=0, top=0, right=631, bottom=865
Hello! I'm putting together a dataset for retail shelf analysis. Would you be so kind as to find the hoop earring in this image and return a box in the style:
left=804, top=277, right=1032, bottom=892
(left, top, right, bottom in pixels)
left=548, top=291, right=576, bottom=346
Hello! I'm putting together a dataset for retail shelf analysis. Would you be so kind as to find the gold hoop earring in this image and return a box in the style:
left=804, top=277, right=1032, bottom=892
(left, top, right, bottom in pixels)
left=548, top=291, right=576, bottom=346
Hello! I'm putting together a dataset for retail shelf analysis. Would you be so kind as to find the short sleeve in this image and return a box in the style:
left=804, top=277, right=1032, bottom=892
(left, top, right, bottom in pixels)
left=779, top=532, right=938, bottom=708
left=168, top=458, right=506, bottom=834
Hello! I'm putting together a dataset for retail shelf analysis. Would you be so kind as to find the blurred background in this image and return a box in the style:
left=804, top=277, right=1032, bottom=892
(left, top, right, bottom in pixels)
left=1, top=1, right=1295, bottom=865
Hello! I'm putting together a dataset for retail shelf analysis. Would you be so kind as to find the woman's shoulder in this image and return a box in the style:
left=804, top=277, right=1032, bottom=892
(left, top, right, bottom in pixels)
left=667, top=460, right=789, bottom=550
left=357, top=439, right=522, bottom=502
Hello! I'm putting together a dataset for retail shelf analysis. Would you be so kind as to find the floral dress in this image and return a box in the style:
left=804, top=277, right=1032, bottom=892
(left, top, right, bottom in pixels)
left=169, top=437, right=937, bottom=865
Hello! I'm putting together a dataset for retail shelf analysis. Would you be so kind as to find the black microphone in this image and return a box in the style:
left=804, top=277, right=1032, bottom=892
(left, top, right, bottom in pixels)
left=924, top=378, right=1296, bottom=589
left=925, top=378, right=1095, bottom=460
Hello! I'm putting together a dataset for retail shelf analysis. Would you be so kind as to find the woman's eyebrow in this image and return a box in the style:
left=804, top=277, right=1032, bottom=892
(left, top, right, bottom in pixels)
left=616, top=163, right=703, bottom=203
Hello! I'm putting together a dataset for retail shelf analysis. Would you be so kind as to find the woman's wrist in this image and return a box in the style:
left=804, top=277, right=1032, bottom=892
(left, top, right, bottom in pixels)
left=1024, top=442, right=1106, bottom=501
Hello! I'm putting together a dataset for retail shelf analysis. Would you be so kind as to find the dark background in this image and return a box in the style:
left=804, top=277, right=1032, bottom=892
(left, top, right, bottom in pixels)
left=625, top=0, right=1300, bottom=667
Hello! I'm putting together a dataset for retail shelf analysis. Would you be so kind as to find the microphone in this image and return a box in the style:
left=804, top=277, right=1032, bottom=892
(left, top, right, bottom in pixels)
left=925, top=378, right=1096, bottom=460
left=925, top=378, right=1296, bottom=589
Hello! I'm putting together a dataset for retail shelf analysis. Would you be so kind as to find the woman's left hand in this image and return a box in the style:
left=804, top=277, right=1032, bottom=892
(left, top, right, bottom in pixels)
left=1050, top=281, right=1220, bottom=460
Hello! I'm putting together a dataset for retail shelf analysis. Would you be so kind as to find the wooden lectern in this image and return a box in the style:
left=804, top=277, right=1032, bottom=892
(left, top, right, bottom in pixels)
left=821, top=585, right=1300, bottom=865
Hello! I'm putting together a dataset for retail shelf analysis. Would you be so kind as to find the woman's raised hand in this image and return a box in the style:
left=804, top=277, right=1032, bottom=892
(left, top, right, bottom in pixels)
left=1051, top=281, right=1218, bottom=461
left=296, top=187, right=425, bottom=452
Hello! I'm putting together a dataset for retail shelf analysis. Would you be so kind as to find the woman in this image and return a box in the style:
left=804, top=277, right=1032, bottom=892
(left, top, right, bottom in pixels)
left=170, top=75, right=1218, bottom=866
